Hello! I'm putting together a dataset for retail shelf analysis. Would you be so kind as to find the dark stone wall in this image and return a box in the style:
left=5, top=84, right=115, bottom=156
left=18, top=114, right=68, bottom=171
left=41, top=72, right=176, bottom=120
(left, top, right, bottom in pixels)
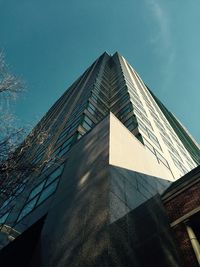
left=0, top=216, right=46, bottom=267
left=109, top=195, right=182, bottom=267
left=0, top=116, right=184, bottom=267
left=30, top=116, right=110, bottom=267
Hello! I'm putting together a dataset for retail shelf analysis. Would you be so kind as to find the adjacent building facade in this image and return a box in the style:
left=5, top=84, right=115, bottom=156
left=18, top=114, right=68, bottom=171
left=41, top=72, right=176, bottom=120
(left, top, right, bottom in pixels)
left=0, top=52, right=199, bottom=266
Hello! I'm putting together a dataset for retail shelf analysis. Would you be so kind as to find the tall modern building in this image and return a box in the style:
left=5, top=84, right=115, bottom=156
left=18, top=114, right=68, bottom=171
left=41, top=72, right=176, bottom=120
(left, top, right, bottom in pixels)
left=0, top=52, right=199, bottom=266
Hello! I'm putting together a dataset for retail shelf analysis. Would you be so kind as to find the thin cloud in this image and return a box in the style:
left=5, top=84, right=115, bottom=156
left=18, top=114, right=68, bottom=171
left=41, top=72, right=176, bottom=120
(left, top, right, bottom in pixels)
left=146, top=0, right=172, bottom=50
left=145, top=0, right=176, bottom=92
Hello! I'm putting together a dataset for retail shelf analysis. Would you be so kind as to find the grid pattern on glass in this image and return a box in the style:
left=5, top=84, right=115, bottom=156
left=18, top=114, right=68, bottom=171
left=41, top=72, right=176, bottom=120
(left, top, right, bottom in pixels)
left=32, top=151, right=45, bottom=165
left=37, top=179, right=60, bottom=206
left=54, top=134, right=76, bottom=158
left=161, top=134, right=181, bottom=158
left=81, top=115, right=95, bottom=133
left=133, top=107, right=153, bottom=130
left=137, top=118, right=161, bottom=150
left=56, top=116, right=82, bottom=145
left=0, top=180, right=27, bottom=212
left=87, top=101, right=104, bottom=121
left=16, top=164, right=64, bottom=222
left=169, top=151, right=188, bottom=175
left=154, top=121, right=173, bottom=143
left=0, top=210, right=10, bottom=225
left=130, top=95, right=148, bottom=117
left=143, top=138, right=170, bottom=169
left=0, top=196, right=14, bottom=210
left=178, top=147, right=196, bottom=167
left=115, top=103, right=133, bottom=121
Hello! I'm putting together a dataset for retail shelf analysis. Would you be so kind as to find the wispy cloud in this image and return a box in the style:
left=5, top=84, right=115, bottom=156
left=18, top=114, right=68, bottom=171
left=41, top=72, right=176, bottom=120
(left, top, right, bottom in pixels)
left=145, top=0, right=176, bottom=91
left=146, top=0, right=172, bottom=50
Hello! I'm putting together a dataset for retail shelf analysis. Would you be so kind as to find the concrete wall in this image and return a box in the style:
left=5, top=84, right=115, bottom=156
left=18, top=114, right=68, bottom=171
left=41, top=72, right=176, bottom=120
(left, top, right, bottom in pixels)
left=109, top=113, right=174, bottom=181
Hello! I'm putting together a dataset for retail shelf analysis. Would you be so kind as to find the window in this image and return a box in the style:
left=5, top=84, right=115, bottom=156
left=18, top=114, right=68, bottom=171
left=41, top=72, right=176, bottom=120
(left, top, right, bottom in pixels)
left=134, top=108, right=153, bottom=130
left=0, top=196, right=14, bottom=210
left=111, top=93, right=130, bottom=110
left=169, top=151, right=188, bottom=174
left=37, top=179, right=59, bottom=206
left=81, top=115, right=95, bottom=132
left=45, top=164, right=64, bottom=186
left=32, top=152, right=44, bottom=164
left=125, top=118, right=134, bottom=128
left=84, top=116, right=93, bottom=126
left=156, top=150, right=170, bottom=168
left=17, top=197, right=39, bottom=222
left=27, top=180, right=46, bottom=202
left=0, top=179, right=27, bottom=211
left=56, top=135, right=75, bottom=157
left=57, top=117, right=81, bottom=145
left=143, top=137, right=155, bottom=155
left=143, top=137, right=170, bottom=169
left=161, top=134, right=180, bottom=158
left=137, top=118, right=161, bottom=150
left=17, top=164, right=64, bottom=222
left=0, top=211, right=10, bottom=225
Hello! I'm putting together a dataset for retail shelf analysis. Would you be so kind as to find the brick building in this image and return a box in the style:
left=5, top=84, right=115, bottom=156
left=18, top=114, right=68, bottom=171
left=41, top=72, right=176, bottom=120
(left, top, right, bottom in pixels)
left=162, top=165, right=200, bottom=267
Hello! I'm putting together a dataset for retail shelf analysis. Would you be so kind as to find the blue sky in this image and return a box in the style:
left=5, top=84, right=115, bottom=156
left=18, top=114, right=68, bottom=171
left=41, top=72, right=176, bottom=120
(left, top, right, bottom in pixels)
left=0, top=0, right=200, bottom=142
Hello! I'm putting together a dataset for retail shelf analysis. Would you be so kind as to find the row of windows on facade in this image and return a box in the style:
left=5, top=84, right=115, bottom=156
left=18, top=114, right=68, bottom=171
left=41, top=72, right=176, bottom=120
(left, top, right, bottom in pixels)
left=31, top=59, right=106, bottom=150
left=31, top=66, right=115, bottom=163
left=99, top=69, right=172, bottom=174
left=137, top=118, right=162, bottom=150
left=0, top=68, right=133, bottom=226
left=15, top=62, right=195, bottom=200
left=122, top=73, right=193, bottom=174
left=23, top=82, right=90, bottom=162
left=101, top=76, right=165, bottom=155
left=123, top=71, right=175, bottom=140
left=159, top=127, right=195, bottom=170
left=99, top=64, right=195, bottom=174
left=31, top=96, right=107, bottom=167
left=109, top=62, right=195, bottom=170
left=124, top=71, right=196, bottom=170
left=0, top=164, right=65, bottom=226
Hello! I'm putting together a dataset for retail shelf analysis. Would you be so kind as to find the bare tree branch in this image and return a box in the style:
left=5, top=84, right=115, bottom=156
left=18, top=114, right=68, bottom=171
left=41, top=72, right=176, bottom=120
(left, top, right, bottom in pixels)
left=0, top=51, right=24, bottom=96
left=0, top=52, right=60, bottom=228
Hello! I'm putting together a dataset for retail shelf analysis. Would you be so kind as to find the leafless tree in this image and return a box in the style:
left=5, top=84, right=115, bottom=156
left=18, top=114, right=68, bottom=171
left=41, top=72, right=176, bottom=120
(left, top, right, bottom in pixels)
left=0, top=52, right=56, bottom=205
left=0, top=51, right=24, bottom=96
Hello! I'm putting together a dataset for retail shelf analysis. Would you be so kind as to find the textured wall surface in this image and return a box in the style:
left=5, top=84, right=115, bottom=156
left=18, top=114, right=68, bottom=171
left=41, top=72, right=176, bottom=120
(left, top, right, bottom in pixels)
left=109, top=195, right=181, bottom=267
left=163, top=168, right=200, bottom=267
left=29, top=115, right=177, bottom=267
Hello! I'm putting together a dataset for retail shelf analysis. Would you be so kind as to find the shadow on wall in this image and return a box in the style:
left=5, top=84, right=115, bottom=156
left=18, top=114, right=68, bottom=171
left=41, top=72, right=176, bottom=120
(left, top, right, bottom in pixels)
left=0, top=116, right=182, bottom=267
left=109, top=195, right=182, bottom=267
left=109, top=164, right=171, bottom=223
left=30, top=116, right=111, bottom=267
left=0, top=215, right=46, bottom=267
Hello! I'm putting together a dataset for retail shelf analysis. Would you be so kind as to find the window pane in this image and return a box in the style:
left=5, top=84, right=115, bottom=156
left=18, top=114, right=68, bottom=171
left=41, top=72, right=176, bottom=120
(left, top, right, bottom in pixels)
left=84, top=116, right=93, bottom=126
left=0, top=211, right=10, bottom=224
left=37, top=179, right=59, bottom=206
left=17, top=196, right=39, bottom=222
left=58, top=144, right=71, bottom=157
left=82, top=121, right=91, bottom=131
left=0, top=196, right=14, bottom=210
left=27, top=180, right=46, bottom=201
left=45, top=164, right=64, bottom=186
